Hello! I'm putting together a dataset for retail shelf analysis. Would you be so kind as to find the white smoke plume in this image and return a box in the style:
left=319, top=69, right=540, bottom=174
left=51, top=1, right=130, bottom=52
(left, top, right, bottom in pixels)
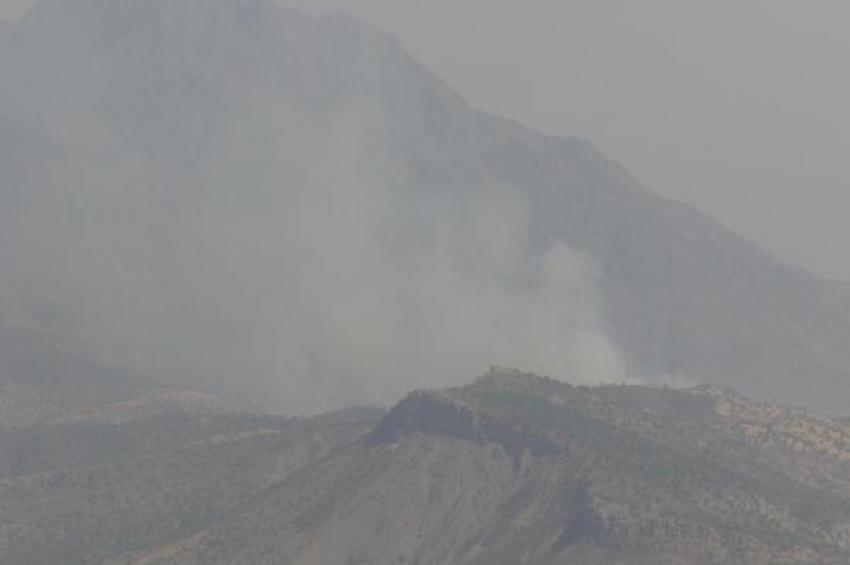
left=0, top=0, right=624, bottom=413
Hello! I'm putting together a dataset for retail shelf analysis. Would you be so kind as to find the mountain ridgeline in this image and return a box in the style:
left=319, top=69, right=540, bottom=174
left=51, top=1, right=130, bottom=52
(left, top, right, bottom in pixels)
left=5, top=369, right=850, bottom=564
left=1, top=0, right=850, bottom=413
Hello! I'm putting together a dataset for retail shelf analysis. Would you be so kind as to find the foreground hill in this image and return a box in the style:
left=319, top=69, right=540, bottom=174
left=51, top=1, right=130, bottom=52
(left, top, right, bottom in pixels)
left=0, top=311, right=165, bottom=427
left=1, top=0, right=850, bottom=412
left=0, top=404, right=382, bottom=565
left=5, top=369, right=848, bottom=564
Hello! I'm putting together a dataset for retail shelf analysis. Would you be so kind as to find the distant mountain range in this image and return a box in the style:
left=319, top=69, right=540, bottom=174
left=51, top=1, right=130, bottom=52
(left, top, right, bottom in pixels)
left=2, top=0, right=850, bottom=415
left=4, top=368, right=850, bottom=564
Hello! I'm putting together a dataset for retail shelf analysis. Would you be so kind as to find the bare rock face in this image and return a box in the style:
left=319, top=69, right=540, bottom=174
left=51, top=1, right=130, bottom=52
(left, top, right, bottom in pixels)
left=369, top=391, right=483, bottom=445
left=369, top=388, right=559, bottom=459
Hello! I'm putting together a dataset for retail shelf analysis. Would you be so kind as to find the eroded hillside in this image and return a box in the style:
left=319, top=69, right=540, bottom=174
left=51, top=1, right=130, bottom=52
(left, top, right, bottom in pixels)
left=110, top=369, right=850, bottom=565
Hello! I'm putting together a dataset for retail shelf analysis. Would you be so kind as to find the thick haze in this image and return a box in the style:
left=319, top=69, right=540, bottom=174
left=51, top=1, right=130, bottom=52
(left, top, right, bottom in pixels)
left=0, top=0, right=625, bottom=413
left=9, top=0, right=844, bottom=278
left=288, top=0, right=850, bottom=281
left=292, top=0, right=850, bottom=281
left=4, top=0, right=850, bottom=414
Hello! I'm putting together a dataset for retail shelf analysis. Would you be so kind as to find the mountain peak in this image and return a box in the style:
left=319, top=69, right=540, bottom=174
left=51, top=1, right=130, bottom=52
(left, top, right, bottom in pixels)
left=471, top=366, right=572, bottom=394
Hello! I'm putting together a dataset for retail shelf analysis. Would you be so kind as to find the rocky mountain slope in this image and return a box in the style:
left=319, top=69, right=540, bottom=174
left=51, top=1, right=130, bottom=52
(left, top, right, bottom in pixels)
left=0, top=403, right=382, bottom=565
left=14, top=368, right=843, bottom=565
left=1, top=0, right=850, bottom=412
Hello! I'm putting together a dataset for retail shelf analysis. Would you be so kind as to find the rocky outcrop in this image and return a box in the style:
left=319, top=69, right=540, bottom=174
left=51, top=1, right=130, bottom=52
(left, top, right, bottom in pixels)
left=370, top=389, right=560, bottom=459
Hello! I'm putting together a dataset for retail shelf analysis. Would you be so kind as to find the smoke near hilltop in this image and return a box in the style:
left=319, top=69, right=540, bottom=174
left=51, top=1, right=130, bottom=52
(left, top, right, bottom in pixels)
left=0, top=0, right=624, bottom=413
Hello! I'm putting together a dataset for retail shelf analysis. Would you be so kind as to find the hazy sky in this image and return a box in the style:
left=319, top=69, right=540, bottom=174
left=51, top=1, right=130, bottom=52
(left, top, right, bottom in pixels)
left=4, top=0, right=850, bottom=280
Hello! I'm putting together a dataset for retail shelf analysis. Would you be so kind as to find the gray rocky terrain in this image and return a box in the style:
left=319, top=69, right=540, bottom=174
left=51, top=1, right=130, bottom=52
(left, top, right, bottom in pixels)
left=7, top=368, right=850, bottom=564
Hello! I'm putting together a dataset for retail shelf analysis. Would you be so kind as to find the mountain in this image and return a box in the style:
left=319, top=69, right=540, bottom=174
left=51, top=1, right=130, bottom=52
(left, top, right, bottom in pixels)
left=2, top=0, right=850, bottom=414
left=0, top=310, right=166, bottom=427
left=8, top=368, right=850, bottom=564
left=0, top=402, right=383, bottom=565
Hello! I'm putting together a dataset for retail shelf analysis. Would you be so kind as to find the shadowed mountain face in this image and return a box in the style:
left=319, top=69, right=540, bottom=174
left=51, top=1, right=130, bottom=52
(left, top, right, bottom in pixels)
left=2, top=0, right=850, bottom=414
left=8, top=368, right=849, bottom=565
